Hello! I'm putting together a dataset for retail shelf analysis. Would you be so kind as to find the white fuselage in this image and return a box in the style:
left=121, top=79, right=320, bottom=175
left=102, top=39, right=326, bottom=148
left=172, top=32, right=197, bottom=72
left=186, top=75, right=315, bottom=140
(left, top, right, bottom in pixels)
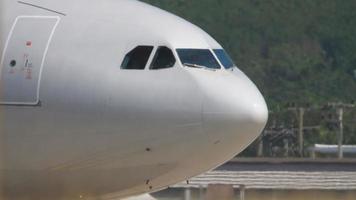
left=0, top=0, right=268, bottom=199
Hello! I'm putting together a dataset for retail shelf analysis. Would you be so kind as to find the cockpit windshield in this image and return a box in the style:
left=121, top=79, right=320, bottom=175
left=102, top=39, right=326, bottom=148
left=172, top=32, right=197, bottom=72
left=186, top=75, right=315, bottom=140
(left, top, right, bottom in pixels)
left=176, top=49, right=221, bottom=69
left=213, top=49, right=235, bottom=69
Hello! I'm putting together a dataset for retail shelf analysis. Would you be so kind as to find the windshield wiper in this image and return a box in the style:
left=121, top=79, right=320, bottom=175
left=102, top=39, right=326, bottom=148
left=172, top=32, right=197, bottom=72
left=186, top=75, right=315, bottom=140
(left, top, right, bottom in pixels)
left=183, top=63, right=215, bottom=70
left=183, top=63, right=204, bottom=68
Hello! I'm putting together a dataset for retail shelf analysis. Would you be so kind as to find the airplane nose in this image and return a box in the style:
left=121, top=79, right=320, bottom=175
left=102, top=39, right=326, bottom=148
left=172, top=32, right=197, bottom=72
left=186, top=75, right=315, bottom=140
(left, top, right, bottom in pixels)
left=242, top=94, right=269, bottom=127
left=202, top=74, right=268, bottom=146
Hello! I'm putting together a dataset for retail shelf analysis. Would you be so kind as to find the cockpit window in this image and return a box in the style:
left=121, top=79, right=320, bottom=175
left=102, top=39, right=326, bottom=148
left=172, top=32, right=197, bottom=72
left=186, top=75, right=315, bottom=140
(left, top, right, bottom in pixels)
left=176, top=49, right=221, bottom=69
left=121, top=46, right=153, bottom=70
left=150, top=46, right=176, bottom=70
left=213, top=49, right=235, bottom=69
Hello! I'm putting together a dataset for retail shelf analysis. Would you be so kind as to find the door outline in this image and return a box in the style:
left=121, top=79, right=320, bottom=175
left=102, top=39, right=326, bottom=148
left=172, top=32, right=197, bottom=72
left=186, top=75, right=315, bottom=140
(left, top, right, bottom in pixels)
left=0, top=15, right=60, bottom=106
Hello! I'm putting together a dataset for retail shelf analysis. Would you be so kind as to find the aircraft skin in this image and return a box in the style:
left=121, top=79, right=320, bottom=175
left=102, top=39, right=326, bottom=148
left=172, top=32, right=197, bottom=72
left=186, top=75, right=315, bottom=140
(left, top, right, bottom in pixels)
left=0, top=0, right=268, bottom=199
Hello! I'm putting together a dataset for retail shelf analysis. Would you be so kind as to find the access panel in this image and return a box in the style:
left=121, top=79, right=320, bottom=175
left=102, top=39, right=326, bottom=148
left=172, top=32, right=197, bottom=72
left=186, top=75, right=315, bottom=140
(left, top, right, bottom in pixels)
left=0, top=16, right=60, bottom=105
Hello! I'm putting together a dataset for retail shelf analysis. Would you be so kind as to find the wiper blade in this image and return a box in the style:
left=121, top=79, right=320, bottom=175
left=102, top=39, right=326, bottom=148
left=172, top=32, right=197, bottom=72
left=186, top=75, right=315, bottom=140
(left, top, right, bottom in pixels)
left=183, top=63, right=205, bottom=69
left=183, top=63, right=216, bottom=71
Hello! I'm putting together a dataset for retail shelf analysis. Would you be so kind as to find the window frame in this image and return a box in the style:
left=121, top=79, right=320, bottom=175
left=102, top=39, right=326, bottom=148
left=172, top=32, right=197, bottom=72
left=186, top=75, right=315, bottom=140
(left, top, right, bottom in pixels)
left=120, top=45, right=154, bottom=70
left=213, top=49, right=235, bottom=69
left=176, top=48, right=222, bottom=70
left=149, top=46, right=176, bottom=70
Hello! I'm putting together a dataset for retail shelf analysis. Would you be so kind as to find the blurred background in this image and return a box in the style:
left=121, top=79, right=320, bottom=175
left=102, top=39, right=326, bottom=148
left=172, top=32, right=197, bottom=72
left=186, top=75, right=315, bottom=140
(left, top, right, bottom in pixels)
left=135, top=1, right=356, bottom=199
left=141, top=0, right=356, bottom=159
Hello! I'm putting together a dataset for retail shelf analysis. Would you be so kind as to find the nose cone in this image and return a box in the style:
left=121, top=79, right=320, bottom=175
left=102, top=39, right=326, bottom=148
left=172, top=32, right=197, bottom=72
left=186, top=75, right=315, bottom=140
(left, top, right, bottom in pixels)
left=202, top=73, right=268, bottom=149
left=241, top=93, right=269, bottom=128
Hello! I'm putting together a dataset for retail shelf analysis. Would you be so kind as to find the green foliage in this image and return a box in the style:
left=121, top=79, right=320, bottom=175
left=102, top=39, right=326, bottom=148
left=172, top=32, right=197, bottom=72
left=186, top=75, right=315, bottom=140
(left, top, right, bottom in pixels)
left=140, top=0, right=356, bottom=153
left=141, top=0, right=356, bottom=109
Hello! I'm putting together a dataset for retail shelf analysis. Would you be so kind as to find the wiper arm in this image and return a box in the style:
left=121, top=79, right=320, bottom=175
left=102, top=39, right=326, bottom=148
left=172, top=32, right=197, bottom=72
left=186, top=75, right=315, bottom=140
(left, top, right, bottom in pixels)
left=183, top=63, right=205, bottom=69
left=183, top=63, right=216, bottom=71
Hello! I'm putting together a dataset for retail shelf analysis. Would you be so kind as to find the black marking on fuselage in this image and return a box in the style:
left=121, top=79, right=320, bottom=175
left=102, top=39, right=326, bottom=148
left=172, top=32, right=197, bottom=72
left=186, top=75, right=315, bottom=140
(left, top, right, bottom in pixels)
left=17, top=1, right=67, bottom=16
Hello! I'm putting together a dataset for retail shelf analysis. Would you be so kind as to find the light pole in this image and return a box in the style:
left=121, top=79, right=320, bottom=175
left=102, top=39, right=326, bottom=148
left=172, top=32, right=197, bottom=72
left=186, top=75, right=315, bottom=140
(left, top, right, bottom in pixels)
left=298, top=108, right=305, bottom=157
left=288, top=105, right=306, bottom=157
left=337, top=107, right=344, bottom=159
left=327, top=102, right=354, bottom=159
